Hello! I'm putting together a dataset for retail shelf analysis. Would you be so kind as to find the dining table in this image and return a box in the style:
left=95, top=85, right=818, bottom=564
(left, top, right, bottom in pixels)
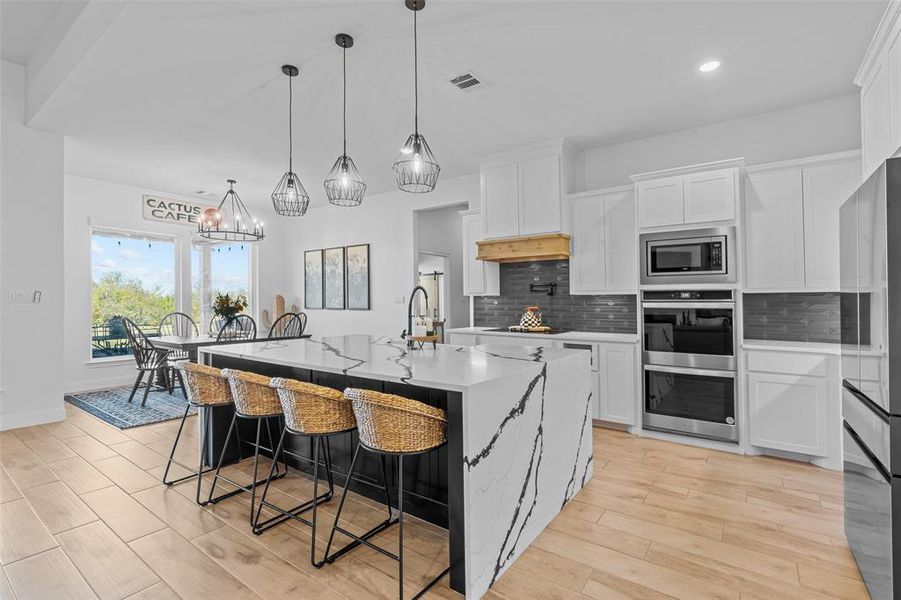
left=153, top=333, right=309, bottom=362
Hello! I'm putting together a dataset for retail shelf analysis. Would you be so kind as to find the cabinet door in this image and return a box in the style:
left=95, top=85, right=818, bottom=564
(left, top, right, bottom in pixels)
left=598, top=343, right=636, bottom=425
left=683, top=168, right=736, bottom=224
left=802, top=160, right=861, bottom=289
left=519, top=154, right=562, bottom=235
left=481, top=165, right=519, bottom=239
left=461, top=214, right=485, bottom=296
left=636, top=176, right=684, bottom=228
left=744, top=169, right=805, bottom=289
left=604, top=189, right=637, bottom=292
left=861, top=60, right=893, bottom=177
left=889, top=26, right=901, bottom=153
left=569, top=195, right=605, bottom=294
left=748, top=372, right=828, bottom=456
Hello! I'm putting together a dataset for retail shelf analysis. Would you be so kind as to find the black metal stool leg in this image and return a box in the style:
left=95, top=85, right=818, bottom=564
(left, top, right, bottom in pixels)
left=207, top=412, right=237, bottom=504
left=162, top=402, right=191, bottom=485
left=379, top=454, right=393, bottom=521
left=324, top=442, right=361, bottom=561
left=253, top=427, right=287, bottom=531
left=310, top=435, right=322, bottom=567
left=398, top=454, right=404, bottom=600
left=195, top=409, right=210, bottom=505
left=248, top=418, right=263, bottom=526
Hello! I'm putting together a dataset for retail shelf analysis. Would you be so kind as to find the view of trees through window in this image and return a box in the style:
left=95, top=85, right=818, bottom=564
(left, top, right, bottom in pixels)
left=191, top=242, right=252, bottom=333
left=91, top=232, right=176, bottom=358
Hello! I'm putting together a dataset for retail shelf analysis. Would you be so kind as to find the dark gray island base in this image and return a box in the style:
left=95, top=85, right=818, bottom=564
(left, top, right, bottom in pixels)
left=198, top=335, right=592, bottom=600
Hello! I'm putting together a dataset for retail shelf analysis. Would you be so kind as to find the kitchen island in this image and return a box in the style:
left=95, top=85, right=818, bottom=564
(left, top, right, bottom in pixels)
left=198, top=334, right=592, bottom=599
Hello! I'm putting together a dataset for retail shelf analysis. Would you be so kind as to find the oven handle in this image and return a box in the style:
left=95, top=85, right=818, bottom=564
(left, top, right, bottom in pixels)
left=641, top=302, right=734, bottom=310
left=643, top=364, right=735, bottom=378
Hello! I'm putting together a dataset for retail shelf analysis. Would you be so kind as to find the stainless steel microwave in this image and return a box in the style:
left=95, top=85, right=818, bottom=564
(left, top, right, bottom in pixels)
left=639, top=227, right=736, bottom=285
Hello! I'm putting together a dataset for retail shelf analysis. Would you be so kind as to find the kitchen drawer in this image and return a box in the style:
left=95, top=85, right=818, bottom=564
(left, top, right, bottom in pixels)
left=746, top=351, right=826, bottom=377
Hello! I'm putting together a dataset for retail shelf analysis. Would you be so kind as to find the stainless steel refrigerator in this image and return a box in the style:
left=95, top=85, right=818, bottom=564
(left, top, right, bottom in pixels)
left=840, top=157, right=901, bottom=600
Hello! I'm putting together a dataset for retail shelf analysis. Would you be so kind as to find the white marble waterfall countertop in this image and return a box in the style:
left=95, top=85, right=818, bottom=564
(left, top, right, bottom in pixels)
left=197, top=334, right=586, bottom=392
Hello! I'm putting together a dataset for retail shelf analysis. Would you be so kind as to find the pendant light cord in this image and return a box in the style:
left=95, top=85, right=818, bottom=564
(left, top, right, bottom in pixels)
left=288, top=73, right=294, bottom=173
left=413, top=8, right=419, bottom=135
left=342, top=44, right=347, bottom=159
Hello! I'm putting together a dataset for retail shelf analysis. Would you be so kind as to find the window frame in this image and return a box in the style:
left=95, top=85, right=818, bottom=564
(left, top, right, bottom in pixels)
left=190, top=239, right=258, bottom=336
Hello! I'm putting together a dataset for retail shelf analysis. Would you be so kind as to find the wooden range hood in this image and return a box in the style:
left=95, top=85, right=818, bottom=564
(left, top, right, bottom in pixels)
left=476, top=233, right=571, bottom=264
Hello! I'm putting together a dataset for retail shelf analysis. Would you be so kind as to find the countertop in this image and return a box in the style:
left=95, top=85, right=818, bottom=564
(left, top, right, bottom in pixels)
left=742, top=339, right=841, bottom=354
left=197, top=334, right=587, bottom=392
left=446, top=326, right=639, bottom=344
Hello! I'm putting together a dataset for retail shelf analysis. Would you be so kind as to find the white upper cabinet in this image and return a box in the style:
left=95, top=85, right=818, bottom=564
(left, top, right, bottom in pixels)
left=744, top=153, right=861, bottom=291
left=744, top=169, right=806, bottom=289
left=480, top=140, right=568, bottom=240
left=802, top=160, right=862, bottom=289
left=635, top=176, right=683, bottom=228
left=683, top=168, right=737, bottom=224
left=481, top=165, right=519, bottom=239
left=856, top=2, right=901, bottom=176
left=568, top=187, right=636, bottom=295
left=604, top=189, right=638, bottom=292
left=569, top=194, right=606, bottom=294
left=519, top=154, right=562, bottom=235
left=632, top=159, right=742, bottom=229
left=861, top=60, right=894, bottom=177
left=461, top=211, right=499, bottom=297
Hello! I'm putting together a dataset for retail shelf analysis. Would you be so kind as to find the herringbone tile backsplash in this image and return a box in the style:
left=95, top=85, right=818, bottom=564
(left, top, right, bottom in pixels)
left=473, top=260, right=638, bottom=333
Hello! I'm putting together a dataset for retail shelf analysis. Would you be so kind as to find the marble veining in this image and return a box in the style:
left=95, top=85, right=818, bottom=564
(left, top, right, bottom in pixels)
left=197, top=334, right=582, bottom=392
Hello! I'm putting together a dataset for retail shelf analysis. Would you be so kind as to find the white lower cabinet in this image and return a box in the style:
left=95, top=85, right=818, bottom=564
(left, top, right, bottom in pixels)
left=746, top=349, right=839, bottom=461
left=597, top=342, right=637, bottom=425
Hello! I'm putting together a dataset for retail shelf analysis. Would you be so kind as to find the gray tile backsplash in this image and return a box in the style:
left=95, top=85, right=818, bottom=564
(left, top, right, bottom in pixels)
left=473, top=260, right=637, bottom=333
left=743, top=292, right=841, bottom=343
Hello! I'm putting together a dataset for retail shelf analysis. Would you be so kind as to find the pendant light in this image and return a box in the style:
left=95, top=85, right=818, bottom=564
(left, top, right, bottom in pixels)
left=325, top=34, right=367, bottom=207
left=393, top=0, right=440, bottom=193
left=198, top=179, right=264, bottom=242
left=271, top=65, right=311, bottom=216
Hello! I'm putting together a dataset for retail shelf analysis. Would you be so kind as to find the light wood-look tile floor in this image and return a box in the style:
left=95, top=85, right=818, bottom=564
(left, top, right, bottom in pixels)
left=0, top=404, right=870, bottom=600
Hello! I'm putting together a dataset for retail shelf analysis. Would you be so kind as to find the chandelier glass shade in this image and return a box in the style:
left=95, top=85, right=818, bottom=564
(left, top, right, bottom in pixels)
left=325, top=33, right=366, bottom=207
left=198, top=179, right=264, bottom=242
left=394, top=0, right=439, bottom=193
left=272, top=64, right=311, bottom=216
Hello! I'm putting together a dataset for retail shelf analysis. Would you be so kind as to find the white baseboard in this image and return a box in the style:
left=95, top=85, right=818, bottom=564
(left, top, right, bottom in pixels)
left=0, top=405, right=67, bottom=431
left=65, top=374, right=135, bottom=394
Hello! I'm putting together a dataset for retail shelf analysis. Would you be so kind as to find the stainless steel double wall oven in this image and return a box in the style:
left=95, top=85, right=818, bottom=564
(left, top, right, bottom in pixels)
left=641, top=289, right=738, bottom=442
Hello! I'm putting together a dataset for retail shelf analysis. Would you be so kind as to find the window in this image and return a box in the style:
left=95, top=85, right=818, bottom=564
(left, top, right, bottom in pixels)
left=91, top=230, right=177, bottom=359
left=191, top=242, right=252, bottom=333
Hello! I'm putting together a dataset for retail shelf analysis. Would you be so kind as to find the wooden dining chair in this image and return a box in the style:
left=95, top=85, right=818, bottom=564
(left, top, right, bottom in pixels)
left=122, top=317, right=186, bottom=406
left=158, top=312, right=199, bottom=364
left=216, top=314, right=257, bottom=341
left=267, top=312, right=305, bottom=338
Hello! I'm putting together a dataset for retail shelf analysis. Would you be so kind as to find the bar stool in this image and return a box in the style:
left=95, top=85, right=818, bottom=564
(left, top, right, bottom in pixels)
left=253, top=378, right=359, bottom=564
left=207, top=369, right=288, bottom=523
left=164, top=363, right=236, bottom=505
left=324, top=388, right=450, bottom=600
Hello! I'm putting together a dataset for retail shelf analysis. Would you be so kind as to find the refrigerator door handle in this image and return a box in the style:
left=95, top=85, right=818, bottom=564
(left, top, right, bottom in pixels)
left=843, top=419, right=892, bottom=484
left=843, top=379, right=890, bottom=424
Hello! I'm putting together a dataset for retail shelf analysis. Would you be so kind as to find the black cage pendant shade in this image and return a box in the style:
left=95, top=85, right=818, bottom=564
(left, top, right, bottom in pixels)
left=198, top=179, right=264, bottom=242
left=393, top=0, right=440, bottom=193
left=272, top=65, right=311, bottom=216
left=325, top=34, right=366, bottom=207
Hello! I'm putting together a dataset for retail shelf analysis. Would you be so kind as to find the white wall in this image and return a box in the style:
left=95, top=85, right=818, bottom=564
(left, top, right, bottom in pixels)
left=63, top=174, right=294, bottom=393
left=1, top=60, right=66, bottom=429
left=286, top=174, right=479, bottom=338
left=416, top=204, right=469, bottom=330
left=574, top=94, right=861, bottom=191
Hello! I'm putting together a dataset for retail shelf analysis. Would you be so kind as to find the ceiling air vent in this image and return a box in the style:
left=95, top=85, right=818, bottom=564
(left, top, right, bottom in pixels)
left=450, top=73, right=482, bottom=91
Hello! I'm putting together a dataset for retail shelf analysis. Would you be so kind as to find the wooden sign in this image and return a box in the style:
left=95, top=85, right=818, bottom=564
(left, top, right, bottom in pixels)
left=142, top=195, right=213, bottom=226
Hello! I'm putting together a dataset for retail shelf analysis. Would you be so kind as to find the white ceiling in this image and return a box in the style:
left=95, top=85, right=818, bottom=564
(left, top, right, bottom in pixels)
left=2, top=0, right=888, bottom=208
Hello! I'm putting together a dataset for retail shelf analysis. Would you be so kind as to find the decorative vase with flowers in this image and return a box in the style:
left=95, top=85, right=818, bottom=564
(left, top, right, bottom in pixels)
left=213, top=292, right=248, bottom=323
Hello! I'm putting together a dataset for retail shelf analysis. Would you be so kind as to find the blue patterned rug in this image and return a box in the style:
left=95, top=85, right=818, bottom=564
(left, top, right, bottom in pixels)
left=64, top=386, right=195, bottom=429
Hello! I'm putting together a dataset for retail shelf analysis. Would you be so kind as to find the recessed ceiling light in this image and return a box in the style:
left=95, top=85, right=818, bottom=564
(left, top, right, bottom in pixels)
left=698, top=60, right=722, bottom=73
